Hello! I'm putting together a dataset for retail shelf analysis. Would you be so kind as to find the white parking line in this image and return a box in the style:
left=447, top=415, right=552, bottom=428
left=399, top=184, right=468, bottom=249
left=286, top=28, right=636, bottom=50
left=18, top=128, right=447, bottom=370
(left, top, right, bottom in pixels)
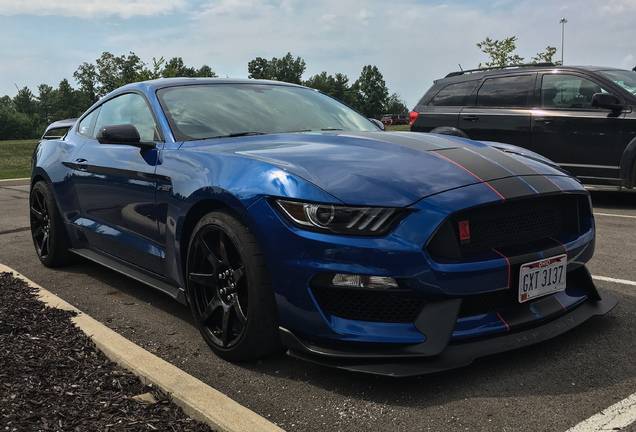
left=573, top=273, right=636, bottom=431
left=592, top=275, right=636, bottom=287
left=595, top=212, right=636, bottom=219
left=565, top=393, right=636, bottom=432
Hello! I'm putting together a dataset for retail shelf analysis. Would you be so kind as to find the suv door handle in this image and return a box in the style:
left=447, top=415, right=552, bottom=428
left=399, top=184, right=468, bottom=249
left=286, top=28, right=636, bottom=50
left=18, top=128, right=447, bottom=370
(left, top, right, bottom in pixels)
left=534, top=118, right=552, bottom=125
left=462, top=115, right=479, bottom=122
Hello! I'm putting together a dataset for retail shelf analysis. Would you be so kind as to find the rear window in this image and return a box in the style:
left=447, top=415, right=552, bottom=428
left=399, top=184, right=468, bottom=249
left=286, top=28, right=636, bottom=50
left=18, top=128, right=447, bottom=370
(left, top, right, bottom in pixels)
left=475, top=75, right=534, bottom=107
left=428, top=81, right=479, bottom=106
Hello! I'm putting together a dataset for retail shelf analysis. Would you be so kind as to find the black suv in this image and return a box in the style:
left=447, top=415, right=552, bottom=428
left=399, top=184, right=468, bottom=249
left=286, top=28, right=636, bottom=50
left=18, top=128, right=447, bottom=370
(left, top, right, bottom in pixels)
left=410, top=64, right=636, bottom=188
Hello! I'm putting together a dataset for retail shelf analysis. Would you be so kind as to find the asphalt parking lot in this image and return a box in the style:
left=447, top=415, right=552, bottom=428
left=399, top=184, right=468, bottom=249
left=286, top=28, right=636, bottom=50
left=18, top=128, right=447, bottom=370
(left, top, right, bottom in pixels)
left=1, top=180, right=635, bottom=432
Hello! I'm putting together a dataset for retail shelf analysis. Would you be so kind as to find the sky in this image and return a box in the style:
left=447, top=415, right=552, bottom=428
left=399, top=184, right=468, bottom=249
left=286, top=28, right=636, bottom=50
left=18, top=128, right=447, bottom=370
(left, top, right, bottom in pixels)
left=1, top=0, right=636, bottom=109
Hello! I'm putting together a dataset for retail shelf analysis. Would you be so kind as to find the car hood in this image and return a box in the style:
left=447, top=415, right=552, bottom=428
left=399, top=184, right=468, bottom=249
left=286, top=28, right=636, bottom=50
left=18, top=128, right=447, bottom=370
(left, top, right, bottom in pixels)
left=195, top=131, right=569, bottom=207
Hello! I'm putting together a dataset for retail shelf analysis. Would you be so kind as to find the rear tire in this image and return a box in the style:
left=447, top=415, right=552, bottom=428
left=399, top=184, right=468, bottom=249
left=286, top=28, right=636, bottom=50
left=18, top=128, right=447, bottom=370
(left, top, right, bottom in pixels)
left=186, top=210, right=280, bottom=361
left=29, top=180, right=74, bottom=267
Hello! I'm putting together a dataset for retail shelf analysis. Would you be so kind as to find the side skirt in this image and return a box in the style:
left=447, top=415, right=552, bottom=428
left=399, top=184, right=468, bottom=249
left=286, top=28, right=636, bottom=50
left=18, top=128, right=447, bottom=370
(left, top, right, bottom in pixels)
left=71, top=248, right=187, bottom=304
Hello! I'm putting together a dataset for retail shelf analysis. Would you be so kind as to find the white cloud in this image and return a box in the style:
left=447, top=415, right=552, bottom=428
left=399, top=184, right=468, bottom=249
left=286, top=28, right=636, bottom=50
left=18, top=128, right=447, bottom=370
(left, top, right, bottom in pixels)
left=0, top=0, right=188, bottom=18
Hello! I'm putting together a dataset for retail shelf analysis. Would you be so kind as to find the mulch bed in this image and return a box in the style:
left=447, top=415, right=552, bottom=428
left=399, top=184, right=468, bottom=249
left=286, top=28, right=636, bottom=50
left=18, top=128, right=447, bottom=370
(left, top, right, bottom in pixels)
left=0, top=272, right=214, bottom=431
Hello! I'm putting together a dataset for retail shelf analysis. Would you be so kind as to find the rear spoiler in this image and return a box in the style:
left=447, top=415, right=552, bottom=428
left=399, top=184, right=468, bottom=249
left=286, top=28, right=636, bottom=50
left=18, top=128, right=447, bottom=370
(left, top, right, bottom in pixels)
left=41, top=118, right=77, bottom=140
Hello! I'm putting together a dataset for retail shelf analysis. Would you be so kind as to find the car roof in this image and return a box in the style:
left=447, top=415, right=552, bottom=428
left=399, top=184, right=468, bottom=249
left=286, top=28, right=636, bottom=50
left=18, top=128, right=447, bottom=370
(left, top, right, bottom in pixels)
left=440, top=65, right=631, bottom=82
left=121, top=77, right=303, bottom=91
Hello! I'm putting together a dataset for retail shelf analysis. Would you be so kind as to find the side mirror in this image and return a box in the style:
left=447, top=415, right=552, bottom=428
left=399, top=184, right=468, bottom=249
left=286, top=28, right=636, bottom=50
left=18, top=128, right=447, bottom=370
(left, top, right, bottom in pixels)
left=97, top=124, right=156, bottom=149
left=591, top=93, right=623, bottom=113
left=370, top=118, right=385, bottom=131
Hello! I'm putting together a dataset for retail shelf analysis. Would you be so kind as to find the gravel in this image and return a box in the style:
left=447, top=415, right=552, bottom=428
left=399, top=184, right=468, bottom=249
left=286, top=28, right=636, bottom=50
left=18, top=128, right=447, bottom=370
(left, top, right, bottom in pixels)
left=0, top=271, right=215, bottom=431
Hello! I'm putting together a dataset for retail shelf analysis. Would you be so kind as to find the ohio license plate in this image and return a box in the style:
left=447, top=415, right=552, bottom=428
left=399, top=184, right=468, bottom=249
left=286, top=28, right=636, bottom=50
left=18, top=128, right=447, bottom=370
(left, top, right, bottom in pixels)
left=518, top=254, right=567, bottom=303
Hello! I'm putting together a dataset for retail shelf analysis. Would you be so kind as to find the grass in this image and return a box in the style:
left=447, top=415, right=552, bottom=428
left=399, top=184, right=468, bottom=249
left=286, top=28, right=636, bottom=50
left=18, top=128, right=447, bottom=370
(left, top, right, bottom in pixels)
left=0, top=140, right=38, bottom=180
left=385, top=124, right=410, bottom=132
left=0, top=126, right=412, bottom=180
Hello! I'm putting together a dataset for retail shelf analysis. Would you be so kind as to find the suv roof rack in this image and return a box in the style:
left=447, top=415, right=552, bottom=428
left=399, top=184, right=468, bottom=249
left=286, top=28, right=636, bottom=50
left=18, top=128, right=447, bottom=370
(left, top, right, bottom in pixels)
left=445, top=62, right=556, bottom=78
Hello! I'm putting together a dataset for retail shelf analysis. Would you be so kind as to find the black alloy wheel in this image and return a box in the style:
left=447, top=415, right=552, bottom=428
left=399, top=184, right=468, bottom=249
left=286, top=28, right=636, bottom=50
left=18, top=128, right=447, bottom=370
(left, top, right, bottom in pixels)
left=30, top=181, right=74, bottom=267
left=186, top=210, right=279, bottom=361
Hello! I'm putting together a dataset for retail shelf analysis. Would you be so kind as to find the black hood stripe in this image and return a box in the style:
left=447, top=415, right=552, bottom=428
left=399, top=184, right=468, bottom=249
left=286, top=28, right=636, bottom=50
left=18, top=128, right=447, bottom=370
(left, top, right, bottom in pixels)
left=466, top=147, right=563, bottom=194
left=432, top=146, right=563, bottom=199
left=433, top=148, right=513, bottom=181
left=431, top=151, right=506, bottom=200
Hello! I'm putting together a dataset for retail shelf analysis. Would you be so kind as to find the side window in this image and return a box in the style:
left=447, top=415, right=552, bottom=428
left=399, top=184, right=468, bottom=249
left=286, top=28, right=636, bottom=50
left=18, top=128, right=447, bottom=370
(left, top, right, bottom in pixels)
left=475, top=75, right=534, bottom=107
left=77, top=108, right=99, bottom=137
left=428, top=81, right=479, bottom=106
left=93, top=93, right=160, bottom=141
left=541, top=74, right=607, bottom=109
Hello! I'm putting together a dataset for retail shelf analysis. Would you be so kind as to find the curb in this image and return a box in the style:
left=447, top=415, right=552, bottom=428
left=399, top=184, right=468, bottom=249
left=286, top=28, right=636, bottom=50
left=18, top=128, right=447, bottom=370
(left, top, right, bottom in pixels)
left=0, top=263, right=284, bottom=432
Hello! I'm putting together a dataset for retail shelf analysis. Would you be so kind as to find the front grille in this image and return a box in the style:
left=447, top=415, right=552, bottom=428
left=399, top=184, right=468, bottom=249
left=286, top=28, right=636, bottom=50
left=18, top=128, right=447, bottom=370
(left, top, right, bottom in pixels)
left=311, top=286, right=426, bottom=323
left=427, top=194, right=584, bottom=259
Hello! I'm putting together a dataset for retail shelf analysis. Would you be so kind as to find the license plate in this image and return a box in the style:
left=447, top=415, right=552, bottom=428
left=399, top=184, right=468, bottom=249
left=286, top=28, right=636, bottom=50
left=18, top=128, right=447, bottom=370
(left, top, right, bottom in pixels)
left=518, top=254, right=567, bottom=303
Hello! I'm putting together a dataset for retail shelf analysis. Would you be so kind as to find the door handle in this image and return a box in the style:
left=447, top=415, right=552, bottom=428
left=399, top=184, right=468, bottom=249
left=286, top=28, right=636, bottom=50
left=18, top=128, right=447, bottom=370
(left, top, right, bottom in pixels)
left=534, top=118, right=552, bottom=125
left=75, top=158, right=88, bottom=171
left=462, top=115, right=479, bottom=122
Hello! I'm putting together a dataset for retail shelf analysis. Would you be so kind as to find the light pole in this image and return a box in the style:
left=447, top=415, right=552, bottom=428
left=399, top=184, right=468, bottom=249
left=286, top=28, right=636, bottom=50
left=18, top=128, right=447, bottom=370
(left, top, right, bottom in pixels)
left=559, top=18, right=567, bottom=65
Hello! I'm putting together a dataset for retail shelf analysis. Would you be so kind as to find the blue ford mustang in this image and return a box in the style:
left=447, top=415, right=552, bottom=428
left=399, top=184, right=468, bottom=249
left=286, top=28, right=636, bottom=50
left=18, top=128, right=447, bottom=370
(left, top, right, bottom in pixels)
left=30, top=78, right=617, bottom=376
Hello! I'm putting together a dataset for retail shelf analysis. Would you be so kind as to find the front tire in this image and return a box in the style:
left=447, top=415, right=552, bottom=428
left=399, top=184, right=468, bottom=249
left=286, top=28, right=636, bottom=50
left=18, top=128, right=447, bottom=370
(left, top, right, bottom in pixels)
left=29, top=180, right=74, bottom=267
left=186, top=210, right=280, bottom=361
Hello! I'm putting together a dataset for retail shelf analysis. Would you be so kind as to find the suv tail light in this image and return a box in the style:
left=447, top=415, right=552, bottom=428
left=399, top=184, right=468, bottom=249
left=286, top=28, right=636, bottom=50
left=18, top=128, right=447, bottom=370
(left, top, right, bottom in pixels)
left=409, top=111, right=419, bottom=126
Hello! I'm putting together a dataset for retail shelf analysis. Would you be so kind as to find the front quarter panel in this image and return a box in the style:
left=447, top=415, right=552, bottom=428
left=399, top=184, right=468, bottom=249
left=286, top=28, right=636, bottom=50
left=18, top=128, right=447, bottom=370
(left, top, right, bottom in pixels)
left=155, top=145, right=342, bottom=287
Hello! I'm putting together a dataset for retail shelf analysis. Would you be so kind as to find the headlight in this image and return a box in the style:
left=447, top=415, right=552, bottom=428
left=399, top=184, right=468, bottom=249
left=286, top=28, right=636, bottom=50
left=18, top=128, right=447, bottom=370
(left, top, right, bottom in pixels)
left=275, top=199, right=404, bottom=235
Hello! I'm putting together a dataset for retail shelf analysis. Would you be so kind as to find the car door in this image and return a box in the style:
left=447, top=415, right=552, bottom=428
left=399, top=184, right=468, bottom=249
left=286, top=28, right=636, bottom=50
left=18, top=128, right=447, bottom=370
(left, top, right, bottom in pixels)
left=70, top=92, right=165, bottom=274
left=458, top=74, right=535, bottom=147
left=530, top=73, right=624, bottom=185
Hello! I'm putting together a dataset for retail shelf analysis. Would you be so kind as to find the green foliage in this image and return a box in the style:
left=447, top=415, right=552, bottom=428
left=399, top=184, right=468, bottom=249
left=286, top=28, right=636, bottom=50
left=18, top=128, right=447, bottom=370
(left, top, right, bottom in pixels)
left=247, top=52, right=306, bottom=84
left=0, top=106, right=40, bottom=140
left=0, top=139, right=39, bottom=179
left=477, top=36, right=562, bottom=68
left=2, top=49, right=407, bottom=140
left=1, top=52, right=217, bottom=140
left=476, top=36, right=524, bottom=68
left=350, top=65, right=389, bottom=118
left=385, top=93, right=410, bottom=115
left=532, top=46, right=560, bottom=64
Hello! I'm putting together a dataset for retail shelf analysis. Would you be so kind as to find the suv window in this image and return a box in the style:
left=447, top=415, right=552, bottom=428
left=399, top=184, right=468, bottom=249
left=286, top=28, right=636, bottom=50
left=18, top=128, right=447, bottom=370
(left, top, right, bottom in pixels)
left=429, top=81, right=478, bottom=106
left=541, top=74, right=608, bottom=109
left=476, top=75, right=534, bottom=107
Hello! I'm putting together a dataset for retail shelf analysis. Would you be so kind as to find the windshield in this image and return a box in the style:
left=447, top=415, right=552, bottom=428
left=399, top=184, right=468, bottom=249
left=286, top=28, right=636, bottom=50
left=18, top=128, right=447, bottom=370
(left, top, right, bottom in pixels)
left=157, top=83, right=379, bottom=141
left=598, top=70, right=636, bottom=95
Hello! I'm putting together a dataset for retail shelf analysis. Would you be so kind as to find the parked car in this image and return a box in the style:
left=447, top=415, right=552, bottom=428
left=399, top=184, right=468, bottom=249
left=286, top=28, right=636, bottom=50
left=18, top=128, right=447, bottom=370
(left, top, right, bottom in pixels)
left=381, top=114, right=409, bottom=125
left=30, top=78, right=617, bottom=376
left=410, top=64, right=636, bottom=189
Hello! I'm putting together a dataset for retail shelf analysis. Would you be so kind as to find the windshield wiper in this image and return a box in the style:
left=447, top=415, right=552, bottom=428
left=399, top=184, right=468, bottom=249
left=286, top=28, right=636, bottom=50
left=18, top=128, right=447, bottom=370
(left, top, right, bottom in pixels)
left=217, top=131, right=267, bottom=139
left=321, top=128, right=344, bottom=131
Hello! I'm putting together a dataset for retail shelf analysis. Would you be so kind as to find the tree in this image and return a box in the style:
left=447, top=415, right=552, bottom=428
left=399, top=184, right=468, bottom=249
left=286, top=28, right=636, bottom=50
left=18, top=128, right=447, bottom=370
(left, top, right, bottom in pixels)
left=476, top=36, right=562, bottom=68
left=385, top=93, right=410, bottom=115
left=53, top=79, right=78, bottom=120
left=247, top=53, right=306, bottom=84
left=476, top=36, right=524, bottom=68
left=332, top=73, right=353, bottom=105
left=531, top=46, right=560, bottom=65
left=350, top=65, right=389, bottom=118
left=13, top=86, right=36, bottom=115
left=0, top=101, right=40, bottom=139
left=247, top=57, right=269, bottom=80
left=73, top=62, right=99, bottom=105
left=37, top=84, right=55, bottom=125
left=304, top=71, right=336, bottom=94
